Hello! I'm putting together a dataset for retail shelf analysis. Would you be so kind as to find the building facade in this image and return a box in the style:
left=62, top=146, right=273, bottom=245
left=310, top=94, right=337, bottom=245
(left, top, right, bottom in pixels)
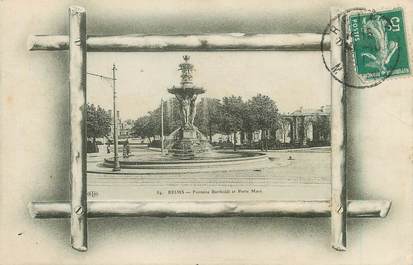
left=278, top=105, right=331, bottom=147
left=210, top=105, right=331, bottom=149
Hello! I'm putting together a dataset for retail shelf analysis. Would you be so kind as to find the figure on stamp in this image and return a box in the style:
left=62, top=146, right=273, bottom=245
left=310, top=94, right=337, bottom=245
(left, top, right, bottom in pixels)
left=361, top=15, right=398, bottom=73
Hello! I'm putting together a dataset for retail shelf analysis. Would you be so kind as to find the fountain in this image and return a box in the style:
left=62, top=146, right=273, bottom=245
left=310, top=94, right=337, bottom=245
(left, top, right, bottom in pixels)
left=166, top=55, right=210, bottom=159
left=102, top=55, right=271, bottom=172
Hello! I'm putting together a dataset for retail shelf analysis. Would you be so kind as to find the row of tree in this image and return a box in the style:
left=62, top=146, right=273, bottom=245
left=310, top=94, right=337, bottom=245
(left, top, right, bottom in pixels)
left=132, top=94, right=280, bottom=150
left=86, top=94, right=331, bottom=151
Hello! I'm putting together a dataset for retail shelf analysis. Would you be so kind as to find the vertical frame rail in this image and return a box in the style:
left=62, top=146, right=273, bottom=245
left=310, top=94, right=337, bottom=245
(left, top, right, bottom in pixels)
left=69, top=6, right=88, bottom=251
left=330, top=8, right=347, bottom=251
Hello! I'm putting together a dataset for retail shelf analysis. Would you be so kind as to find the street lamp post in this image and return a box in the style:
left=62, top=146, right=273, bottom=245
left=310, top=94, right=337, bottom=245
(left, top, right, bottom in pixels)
left=87, top=66, right=121, bottom=171
left=161, top=97, right=165, bottom=155
left=112, top=64, right=121, bottom=171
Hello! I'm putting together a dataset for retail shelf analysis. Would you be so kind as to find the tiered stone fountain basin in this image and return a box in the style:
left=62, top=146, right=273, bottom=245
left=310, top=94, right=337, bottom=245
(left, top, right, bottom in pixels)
left=102, top=150, right=272, bottom=173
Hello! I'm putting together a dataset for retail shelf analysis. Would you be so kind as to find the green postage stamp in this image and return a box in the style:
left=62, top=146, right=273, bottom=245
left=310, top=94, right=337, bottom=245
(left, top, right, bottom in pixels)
left=349, top=8, right=411, bottom=80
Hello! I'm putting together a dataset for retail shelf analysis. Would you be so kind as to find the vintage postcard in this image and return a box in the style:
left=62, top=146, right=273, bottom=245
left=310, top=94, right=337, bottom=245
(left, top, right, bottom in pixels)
left=0, top=0, right=412, bottom=264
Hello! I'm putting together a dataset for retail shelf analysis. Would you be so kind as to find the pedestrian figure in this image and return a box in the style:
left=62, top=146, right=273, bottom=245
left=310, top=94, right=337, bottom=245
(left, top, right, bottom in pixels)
left=126, top=140, right=130, bottom=157
left=123, top=140, right=130, bottom=158
left=123, top=142, right=127, bottom=158
left=106, top=143, right=110, bottom=154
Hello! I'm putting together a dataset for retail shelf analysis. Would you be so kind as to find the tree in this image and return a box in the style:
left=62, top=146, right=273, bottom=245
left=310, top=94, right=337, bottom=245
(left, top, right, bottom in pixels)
left=131, top=108, right=163, bottom=144
left=247, top=94, right=279, bottom=151
left=316, top=115, right=331, bottom=145
left=163, top=98, right=181, bottom=134
left=220, top=96, right=244, bottom=151
left=132, top=115, right=153, bottom=143
left=86, top=103, right=112, bottom=149
left=240, top=103, right=256, bottom=146
left=194, top=97, right=222, bottom=143
left=131, top=99, right=181, bottom=144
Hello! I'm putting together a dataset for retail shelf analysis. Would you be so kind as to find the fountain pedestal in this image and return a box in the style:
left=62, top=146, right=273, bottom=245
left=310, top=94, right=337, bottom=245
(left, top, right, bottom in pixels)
left=169, top=126, right=209, bottom=159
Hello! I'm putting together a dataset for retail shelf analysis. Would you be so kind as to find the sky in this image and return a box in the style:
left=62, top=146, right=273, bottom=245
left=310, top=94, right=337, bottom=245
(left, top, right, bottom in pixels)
left=87, top=51, right=331, bottom=120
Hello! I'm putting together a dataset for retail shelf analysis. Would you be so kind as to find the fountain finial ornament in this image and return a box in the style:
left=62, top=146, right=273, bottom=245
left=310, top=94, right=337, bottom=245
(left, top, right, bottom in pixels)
left=178, top=55, right=194, bottom=84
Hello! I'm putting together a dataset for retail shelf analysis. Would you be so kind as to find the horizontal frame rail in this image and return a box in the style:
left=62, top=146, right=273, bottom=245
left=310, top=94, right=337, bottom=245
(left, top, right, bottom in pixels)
left=28, top=33, right=330, bottom=52
left=29, top=200, right=391, bottom=219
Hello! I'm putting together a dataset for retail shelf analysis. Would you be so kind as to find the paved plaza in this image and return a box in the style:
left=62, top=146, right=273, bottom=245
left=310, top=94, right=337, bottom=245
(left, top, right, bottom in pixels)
left=87, top=146, right=331, bottom=201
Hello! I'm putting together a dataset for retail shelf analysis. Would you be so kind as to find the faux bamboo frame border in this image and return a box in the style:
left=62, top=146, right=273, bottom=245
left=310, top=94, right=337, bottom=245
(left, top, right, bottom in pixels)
left=28, top=6, right=391, bottom=252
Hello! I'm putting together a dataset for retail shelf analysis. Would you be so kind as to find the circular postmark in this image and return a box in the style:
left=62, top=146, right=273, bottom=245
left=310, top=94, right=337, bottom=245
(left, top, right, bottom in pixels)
left=321, top=7, right=402, bottom=89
